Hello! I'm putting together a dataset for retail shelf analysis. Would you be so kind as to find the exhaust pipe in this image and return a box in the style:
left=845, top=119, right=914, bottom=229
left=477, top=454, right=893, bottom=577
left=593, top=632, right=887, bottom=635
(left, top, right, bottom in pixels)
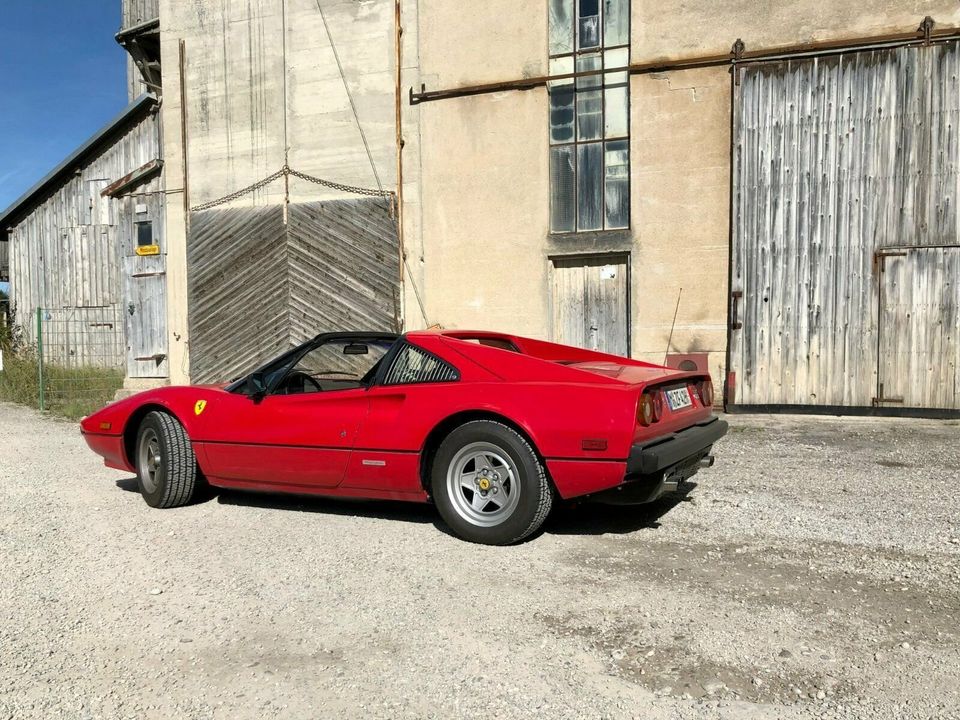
left=699, top=455, right=715, bottom=469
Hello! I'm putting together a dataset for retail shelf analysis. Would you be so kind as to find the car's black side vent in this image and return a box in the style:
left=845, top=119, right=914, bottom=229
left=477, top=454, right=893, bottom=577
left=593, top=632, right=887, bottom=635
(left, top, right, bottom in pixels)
left=383, top=344, right=459, bottom=386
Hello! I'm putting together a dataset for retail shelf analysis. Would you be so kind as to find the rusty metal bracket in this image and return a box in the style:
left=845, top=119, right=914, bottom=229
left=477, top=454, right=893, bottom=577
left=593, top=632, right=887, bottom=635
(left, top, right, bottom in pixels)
left=919, top=16, right=935, bottom=45
left=873, top=249, right=908, bottom=273
left=873, top=384, right=905, bottom=406
left=731, top=38, right=745, bottom=86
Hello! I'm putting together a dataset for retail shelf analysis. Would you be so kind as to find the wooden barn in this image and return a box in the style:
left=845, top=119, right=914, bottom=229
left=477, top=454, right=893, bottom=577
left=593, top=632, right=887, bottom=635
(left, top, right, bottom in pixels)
left=0, top=94, right=168, bottom=379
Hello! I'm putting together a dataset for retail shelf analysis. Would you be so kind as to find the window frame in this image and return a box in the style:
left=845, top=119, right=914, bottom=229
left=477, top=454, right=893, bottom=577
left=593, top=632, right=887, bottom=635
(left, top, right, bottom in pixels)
left=548, top=0, right=631, bottom=234
left=376, top=339, right=461, bottom=387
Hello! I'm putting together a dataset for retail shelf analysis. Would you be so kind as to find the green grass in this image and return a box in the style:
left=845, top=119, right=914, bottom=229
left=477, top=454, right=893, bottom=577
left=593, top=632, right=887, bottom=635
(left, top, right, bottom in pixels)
left=0, top=348, right=42, bottom=408
left=42, top=365, right=125, bottom=420
left=0, top=346, right=123, bottom=420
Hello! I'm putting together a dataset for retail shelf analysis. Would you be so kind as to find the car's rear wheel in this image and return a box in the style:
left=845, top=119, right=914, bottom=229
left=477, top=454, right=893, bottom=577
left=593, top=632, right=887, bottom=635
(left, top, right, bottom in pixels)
left=432, top=420, right=553, bottom=545
left=135, top=411, right=200, bottom=508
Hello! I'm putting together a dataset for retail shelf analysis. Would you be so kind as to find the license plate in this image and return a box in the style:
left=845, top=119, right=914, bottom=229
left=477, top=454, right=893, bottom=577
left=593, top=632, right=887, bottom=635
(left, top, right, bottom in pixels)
left=665, top=386, right=692, bottom=411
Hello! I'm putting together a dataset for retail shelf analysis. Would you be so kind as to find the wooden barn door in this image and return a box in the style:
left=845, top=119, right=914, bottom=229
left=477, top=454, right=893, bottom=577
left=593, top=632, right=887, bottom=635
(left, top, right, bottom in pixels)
left=550, top=254, right=629, bottom=356
left=122, top=202, right=168, bottom=378
left=730, top=42, right=960, bottom=411
left=876, top=248, right=960, bottom=409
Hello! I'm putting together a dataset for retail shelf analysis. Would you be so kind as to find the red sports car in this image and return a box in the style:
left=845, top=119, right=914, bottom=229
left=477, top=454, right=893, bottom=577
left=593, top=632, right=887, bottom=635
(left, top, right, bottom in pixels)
left=81, top=330, right=727, bottom=544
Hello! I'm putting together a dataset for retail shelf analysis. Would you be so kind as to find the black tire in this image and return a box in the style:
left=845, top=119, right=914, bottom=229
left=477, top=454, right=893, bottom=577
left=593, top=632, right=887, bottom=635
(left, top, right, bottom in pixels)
left=135, top=411, right=200, bottom=508
left=431, top=420, right=553, bottom=545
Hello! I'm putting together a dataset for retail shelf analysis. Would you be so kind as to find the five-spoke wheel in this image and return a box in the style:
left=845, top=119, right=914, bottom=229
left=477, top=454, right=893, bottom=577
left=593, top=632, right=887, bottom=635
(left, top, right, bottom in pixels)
left=432, top=420, right=553, bottom=545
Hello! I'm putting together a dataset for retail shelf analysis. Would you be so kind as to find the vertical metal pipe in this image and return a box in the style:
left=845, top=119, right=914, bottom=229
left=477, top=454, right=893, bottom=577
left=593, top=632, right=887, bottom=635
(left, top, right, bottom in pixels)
left=723, top=56, right=738, bottom=410
left=394, top=0, right=406, bottom=330
left=179, top=40, right=190, bottom=232
left=36, top=307, right=44, bottom=412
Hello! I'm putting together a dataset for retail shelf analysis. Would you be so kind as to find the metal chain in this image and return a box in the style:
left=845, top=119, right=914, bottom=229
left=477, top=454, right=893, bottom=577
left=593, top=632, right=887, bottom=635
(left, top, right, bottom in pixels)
left=286, top=168, right=392, bottom=198
left=190, top=165, right=392, bottom=212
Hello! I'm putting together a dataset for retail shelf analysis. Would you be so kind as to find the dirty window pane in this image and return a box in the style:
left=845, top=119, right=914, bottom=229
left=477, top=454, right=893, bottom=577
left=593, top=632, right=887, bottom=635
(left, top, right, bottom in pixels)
left=549, top=57, right=575, bottom=145
left=550, top=146, right=576, bottom=233
left=604, top=47, right=628, bottom=71
left=576, top=55, right=602, bottom=141
left=549, top=0, right=574, bottom=55
left=549, top=56, right=574, bottom=84
left=550, top=85, right=575, bottom=144
left=604, top=75, right=628, bottom=138
left=577, top=143, right=603, bottom=231
left=604, top=0, right=629, bottom=46
left=578, top=0, right=600, bottom=49
left=136, top=221, right=153, bottom=247
left=605, top=140, right=629, bottom=229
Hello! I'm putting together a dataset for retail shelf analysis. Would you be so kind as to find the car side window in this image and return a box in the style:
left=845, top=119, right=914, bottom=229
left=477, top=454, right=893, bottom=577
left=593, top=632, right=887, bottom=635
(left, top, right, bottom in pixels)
left=382, top=344, right=459, bottom=386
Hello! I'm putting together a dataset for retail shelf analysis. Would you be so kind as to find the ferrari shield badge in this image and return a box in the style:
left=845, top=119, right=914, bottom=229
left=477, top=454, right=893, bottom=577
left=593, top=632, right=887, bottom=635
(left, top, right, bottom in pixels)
left=194, top=400, right=207, bottom=416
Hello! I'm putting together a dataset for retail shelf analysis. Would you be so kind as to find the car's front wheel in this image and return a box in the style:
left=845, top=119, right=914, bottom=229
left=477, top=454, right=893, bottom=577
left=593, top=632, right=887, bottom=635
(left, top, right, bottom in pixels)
left=432, top=420, right=553, bottom=545
left=135, top=411, right=201, bottom=508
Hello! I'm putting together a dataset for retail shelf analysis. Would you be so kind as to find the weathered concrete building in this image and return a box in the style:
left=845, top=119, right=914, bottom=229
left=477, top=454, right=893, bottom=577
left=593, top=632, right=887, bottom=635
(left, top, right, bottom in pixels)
left=399, top=1, right=960, bottom=415
left=9, top=0, right=952, bottom=415
left=157, top=0, right=400, bottom=385
left=146, top=0, right=959, bottom=415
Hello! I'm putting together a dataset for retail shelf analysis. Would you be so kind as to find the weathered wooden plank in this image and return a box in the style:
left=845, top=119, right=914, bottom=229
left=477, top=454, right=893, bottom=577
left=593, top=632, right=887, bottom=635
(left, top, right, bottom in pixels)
left=551, top=255, right=628, bottom=356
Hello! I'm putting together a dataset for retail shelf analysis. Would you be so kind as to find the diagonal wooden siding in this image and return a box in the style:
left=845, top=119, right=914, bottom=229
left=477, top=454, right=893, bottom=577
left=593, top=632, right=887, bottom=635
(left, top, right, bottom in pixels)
left=188, top=198, right=399, bottom=384
left=731, top=42, right=960, bottom=409
left=187, top=205, right=289, bottom=384
left=287, top=200, right=400, bottom=340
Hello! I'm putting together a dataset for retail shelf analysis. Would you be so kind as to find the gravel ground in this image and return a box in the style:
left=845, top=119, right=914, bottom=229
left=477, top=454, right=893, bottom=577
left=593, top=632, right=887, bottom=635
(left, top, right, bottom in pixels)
left=1, top=402, right=959, bottom=720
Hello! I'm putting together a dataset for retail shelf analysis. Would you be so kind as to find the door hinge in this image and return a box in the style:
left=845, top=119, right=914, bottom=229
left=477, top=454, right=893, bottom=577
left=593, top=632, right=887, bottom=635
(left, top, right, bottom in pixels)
left=873, top=383, right=904, bottom=406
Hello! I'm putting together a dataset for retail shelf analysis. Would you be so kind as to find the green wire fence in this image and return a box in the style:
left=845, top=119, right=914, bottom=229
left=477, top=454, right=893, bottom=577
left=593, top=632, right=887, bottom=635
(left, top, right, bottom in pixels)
left=0, top=303, right=124, bottom=419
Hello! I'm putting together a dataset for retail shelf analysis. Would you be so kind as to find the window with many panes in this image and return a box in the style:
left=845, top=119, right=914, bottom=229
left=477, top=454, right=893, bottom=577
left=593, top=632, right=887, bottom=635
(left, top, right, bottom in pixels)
left=549, top=0, right=630, bottom=233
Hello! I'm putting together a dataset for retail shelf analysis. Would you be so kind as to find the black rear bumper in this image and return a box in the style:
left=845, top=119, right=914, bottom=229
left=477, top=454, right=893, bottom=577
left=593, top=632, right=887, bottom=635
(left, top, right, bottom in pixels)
left=627, top=416, right=729, bottom=475
left=593, top=416, right=728, bottom=505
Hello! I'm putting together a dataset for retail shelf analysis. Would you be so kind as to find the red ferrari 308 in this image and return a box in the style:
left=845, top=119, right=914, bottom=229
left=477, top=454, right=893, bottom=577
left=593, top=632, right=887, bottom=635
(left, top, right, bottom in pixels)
left=81, top=330, right=727, bottom=544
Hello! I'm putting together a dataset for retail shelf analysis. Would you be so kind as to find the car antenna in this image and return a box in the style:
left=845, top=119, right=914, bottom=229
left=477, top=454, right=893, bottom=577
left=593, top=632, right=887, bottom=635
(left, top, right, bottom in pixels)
left=664, top=287, right=682, bottom=365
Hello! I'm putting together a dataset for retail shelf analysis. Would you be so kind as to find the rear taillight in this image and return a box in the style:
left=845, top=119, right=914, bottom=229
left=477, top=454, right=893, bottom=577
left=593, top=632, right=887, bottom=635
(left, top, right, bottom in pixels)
left=652, top=392, right=664, bottom=422
left=697, top=379, right=714, bottom=407
left=637, top=392, right=662, bottom=426
left=638, top=394, right=655, bottom=426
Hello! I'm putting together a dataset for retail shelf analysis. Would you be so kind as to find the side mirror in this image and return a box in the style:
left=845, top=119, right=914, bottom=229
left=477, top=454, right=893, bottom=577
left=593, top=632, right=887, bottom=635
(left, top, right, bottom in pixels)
left=248, top=372, right=267, bottom=401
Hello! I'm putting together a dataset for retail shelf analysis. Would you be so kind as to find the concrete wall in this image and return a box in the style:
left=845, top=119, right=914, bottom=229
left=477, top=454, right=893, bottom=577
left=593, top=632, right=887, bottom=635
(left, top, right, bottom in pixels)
left=403, top=0, right=960, bottom=388
left=159, top=0, right=398, bottom=382
left=633, top=0, right=960, bottom=61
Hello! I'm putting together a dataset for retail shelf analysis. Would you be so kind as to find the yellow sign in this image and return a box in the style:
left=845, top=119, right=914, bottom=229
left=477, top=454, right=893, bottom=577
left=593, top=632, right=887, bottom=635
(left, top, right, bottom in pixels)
left=194, top=400, right=207, bottom=416
left=135, top=244, right=160, bottom=256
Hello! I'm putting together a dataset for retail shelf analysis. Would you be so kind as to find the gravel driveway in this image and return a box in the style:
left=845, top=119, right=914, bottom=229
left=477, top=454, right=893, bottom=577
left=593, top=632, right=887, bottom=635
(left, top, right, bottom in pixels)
left=1, top=402, right=958, bottom=719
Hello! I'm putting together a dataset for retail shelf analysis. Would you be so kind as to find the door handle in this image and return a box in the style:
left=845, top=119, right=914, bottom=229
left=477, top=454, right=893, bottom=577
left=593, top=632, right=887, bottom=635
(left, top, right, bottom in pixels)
left=730, top=291, right=743, bottom=330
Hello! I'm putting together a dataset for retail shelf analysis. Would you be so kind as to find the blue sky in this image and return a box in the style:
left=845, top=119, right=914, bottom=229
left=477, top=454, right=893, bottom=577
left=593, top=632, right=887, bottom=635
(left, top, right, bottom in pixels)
left=0, top=2, right=127, bottom=212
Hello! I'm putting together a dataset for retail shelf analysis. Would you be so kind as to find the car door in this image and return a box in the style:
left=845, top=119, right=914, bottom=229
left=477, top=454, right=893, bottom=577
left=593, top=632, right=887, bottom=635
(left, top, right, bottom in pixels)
left=195, top=336, right=395, bottom=489
left=342, top=342, right=461, bottom=493
left=196, top=388, right=370, bottom=489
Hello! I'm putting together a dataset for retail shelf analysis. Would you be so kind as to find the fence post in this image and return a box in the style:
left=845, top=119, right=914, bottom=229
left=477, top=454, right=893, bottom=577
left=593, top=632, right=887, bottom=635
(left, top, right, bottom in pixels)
left=36, top=307, right=45, bottom=412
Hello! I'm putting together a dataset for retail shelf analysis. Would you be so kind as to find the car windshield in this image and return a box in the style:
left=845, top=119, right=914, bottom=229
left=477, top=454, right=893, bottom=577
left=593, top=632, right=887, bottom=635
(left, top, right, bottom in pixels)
left=227, top=335, right=398, bottom=395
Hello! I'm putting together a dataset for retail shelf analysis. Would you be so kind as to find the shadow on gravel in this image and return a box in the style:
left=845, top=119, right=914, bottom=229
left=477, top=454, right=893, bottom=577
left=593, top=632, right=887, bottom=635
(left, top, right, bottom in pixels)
left=216, top=488, right=437, bottom=526
left=115, top=476, right=691, bottom=539
left=543, top=486, right=694, bottom=537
